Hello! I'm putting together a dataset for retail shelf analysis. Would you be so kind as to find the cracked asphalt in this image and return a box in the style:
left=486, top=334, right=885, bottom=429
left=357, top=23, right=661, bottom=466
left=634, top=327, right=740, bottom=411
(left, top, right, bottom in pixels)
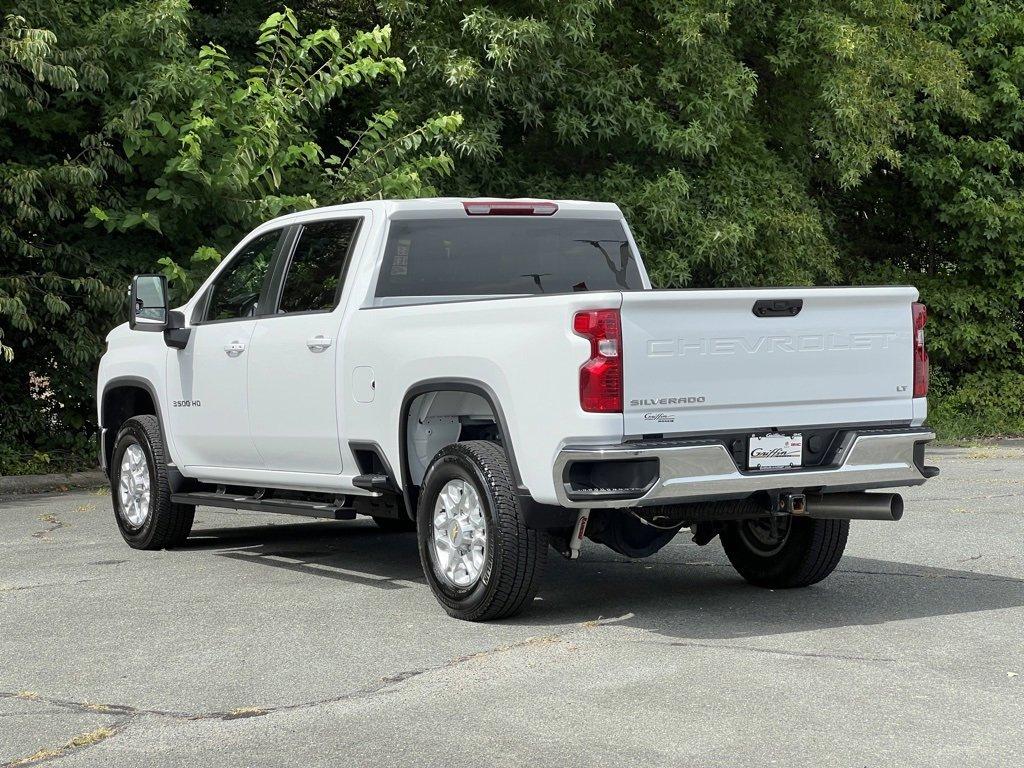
left=1, top=446, right=1022, bottom=767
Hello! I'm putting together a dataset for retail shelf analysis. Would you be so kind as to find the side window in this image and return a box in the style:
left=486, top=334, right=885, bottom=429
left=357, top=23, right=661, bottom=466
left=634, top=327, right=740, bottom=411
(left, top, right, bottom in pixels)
left=205, top=230, right=281, bottom=321
left=277, top=219, right=360, bottom=313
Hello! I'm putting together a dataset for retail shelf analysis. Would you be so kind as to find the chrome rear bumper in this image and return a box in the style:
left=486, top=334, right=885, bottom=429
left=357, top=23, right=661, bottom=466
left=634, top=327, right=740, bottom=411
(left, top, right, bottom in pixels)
left=553, top=428, right=936, bottom=509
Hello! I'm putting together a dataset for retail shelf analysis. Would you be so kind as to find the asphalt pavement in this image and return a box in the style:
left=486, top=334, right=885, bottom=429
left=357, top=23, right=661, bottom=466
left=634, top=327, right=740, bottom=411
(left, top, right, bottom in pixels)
left=1, top=446, right=1022, bottom=767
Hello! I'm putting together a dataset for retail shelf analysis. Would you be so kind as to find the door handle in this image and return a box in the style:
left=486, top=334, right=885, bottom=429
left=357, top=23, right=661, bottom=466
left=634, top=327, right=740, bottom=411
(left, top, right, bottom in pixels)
left=752, top=298, right=803, bottom=317
left=306, top=335, right=333, bottom=352
left=224, top=341, right=246, bottom=356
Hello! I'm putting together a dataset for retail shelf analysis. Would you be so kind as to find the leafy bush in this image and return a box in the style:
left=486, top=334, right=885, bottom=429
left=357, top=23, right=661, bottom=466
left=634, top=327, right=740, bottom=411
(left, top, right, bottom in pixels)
left=371, top=0, right=1023, bottom=439
left=836, top=0, right=1024, bottom=408
left=0, top=441, right=95, bottom=476
left=1, top=2, right=460, bottom=472
left=1, top=1, right=1022, bottom=475
left=928, top=370, right=1024, bottom=440
left=372, top=0, right=971, bottom=291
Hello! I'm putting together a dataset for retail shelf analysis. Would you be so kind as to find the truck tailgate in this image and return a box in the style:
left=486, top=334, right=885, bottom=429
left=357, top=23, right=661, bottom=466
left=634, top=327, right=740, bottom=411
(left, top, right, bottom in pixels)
left=620, top=287, right=918, bottom=436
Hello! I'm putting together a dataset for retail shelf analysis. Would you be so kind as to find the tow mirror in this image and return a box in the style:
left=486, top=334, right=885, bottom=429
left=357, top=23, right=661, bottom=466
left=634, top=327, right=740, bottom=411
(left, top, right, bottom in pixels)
left=129, top=274, right=168, bottom=331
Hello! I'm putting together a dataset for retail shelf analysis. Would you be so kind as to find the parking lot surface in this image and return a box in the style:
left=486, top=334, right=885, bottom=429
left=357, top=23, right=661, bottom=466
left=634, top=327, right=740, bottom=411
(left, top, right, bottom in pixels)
left=2, top=447, right=1022, bottom=767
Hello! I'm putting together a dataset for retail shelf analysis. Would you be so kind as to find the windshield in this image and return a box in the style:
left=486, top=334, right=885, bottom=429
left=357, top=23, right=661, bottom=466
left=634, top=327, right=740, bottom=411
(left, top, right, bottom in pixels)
left=376, top=217, right=643, bottom=298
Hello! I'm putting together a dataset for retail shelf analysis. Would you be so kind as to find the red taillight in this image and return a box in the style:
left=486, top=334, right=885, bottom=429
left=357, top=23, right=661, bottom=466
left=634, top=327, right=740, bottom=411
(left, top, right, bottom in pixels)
left=573, top=309, right=622, bottom=413
left=462, top=200, right=558, bottom=216
left=912, top=302, right=928, bottom=397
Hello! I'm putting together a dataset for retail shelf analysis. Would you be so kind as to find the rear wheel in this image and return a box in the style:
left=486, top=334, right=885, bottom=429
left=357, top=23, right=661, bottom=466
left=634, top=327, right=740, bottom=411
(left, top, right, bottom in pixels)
left=720, top=515, right=848, bottom=588
left=416, top=441, right=547, bottom=621
left=110, top=415, right=194, bottom=550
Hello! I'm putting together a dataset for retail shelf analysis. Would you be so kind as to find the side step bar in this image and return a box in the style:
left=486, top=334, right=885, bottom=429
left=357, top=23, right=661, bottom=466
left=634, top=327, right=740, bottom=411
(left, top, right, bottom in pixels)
left=170, top=491, right=356, bottom=520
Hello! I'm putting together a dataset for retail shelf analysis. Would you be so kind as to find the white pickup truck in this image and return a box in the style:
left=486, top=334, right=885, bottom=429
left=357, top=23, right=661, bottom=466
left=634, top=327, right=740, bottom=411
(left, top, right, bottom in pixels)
left=98, top=198, right=938, bottom=620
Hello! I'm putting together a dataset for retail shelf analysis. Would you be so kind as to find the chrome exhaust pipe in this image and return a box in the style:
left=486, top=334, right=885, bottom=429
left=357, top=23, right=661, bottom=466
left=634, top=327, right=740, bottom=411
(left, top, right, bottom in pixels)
left=800, top=492, right=904, bottom=521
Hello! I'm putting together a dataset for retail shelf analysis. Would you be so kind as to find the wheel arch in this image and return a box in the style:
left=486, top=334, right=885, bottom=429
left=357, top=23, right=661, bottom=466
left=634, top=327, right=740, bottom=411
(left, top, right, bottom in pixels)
left=99, top=376, right=165, bottom=476
left=397, top=378, right=526, bottom=520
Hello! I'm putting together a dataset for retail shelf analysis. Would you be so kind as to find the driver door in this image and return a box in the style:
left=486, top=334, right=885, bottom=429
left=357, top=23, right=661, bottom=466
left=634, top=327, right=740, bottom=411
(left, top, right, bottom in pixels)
left=167, top=228, right=287, bottom=470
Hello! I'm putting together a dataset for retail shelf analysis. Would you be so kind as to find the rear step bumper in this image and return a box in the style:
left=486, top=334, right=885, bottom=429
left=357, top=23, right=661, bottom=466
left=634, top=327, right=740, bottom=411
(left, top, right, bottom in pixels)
left=553, top=427, right=937, bottom=509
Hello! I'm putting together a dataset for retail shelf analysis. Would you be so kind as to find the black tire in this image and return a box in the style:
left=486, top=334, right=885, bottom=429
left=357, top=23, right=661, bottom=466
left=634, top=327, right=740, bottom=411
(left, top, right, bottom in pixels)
left=109, top=415, right=194, bottom=550
left=416, top=441, right=547, bottom=621
left=372, top=515, right=416, bottom=532
left=720, top=515, right=848, bottom=588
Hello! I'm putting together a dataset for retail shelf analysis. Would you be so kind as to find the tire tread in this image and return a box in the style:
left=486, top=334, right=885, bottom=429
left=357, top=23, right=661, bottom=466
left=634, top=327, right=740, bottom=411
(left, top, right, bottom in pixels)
left=418, top=440, right=547, bottom=621
left=721, top=516, right=848, bottom=589
left=112, top=415, right=194, bottom=550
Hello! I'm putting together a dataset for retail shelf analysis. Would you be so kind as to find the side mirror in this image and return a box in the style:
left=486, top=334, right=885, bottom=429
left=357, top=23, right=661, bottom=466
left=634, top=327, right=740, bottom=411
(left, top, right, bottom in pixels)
left=129, top=274, right=168, bottom=331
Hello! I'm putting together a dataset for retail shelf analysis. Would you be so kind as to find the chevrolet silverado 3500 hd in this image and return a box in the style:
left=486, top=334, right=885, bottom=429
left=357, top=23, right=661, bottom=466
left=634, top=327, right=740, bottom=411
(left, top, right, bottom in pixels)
left=98, top=198, right=938, bottom=620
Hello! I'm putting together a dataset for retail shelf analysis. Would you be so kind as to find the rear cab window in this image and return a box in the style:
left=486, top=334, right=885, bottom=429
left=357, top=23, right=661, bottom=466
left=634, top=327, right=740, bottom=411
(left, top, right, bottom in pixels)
left=375, top=217, right=643, bottom=301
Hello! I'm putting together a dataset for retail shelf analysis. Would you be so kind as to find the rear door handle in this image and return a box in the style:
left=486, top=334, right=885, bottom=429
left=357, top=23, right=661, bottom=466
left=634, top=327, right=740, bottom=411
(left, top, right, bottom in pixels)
left=306, top=335, right=333, bottom=352
left=224, top=341, right=246, bottom=356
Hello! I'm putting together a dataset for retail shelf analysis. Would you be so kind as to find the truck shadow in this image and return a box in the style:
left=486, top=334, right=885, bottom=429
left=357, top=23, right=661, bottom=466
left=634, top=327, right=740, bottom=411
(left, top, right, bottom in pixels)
left=531, top=552, right=1024, bottom=641
left=182, top=517, right=1024, bottom=641
left=182, top=518, right=425, bottom=589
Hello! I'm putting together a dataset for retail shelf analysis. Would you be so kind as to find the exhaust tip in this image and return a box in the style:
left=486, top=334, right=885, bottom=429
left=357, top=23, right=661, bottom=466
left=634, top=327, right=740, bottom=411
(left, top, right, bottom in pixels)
left=803, top=492, right=905, bottom=521
left=890, top=494, right=904, bottom=521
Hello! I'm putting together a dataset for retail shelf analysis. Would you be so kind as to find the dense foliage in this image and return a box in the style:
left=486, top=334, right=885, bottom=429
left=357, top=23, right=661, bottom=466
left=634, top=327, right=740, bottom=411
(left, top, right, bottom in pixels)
left=0, top=0, right=459, bottom=472
left=836, top=0, right=1024, bottom=437
left=1, top=0, right=1022, bottom=473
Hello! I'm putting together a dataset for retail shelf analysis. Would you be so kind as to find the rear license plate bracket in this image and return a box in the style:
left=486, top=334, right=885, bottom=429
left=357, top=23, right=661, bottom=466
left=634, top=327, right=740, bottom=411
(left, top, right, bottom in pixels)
left=748, top=433, right=803, bottom=471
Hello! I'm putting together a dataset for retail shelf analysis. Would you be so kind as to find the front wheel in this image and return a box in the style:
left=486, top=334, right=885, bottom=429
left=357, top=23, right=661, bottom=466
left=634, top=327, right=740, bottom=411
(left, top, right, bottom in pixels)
left=110, top=415, right=194, bottom=550
left=416, top=441, right=547, bottom=621
left=720, top=515, right=848, bottom=588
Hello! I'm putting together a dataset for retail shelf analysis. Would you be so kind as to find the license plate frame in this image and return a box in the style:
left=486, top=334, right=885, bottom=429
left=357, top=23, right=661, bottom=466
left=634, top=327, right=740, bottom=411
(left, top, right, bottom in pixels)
left=747, top=432, right=803, bottom=471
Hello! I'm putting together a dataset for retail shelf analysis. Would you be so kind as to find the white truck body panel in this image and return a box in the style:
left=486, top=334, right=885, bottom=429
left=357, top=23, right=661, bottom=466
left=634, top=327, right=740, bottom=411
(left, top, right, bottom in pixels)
left=344, top=292, right=626, bottom=505
left=164, top=319, right=258, bottom=469
left=248, top=311, right=343, bottom=474
left=620, top=287, right=919, bottom=437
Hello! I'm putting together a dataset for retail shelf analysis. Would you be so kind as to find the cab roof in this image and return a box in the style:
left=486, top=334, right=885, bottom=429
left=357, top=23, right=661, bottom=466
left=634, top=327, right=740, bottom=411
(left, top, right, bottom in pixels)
left=261, top=197, right=623, bottom=229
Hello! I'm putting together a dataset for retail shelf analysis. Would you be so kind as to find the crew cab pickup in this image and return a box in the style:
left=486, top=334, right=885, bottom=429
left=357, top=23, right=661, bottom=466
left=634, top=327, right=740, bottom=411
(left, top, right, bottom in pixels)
left=98, top=198, right=938, bottom=620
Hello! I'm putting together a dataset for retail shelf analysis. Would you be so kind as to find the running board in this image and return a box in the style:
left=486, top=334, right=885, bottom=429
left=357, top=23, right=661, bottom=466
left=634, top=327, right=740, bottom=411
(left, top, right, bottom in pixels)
left=170, top=491, right=356, bottom=520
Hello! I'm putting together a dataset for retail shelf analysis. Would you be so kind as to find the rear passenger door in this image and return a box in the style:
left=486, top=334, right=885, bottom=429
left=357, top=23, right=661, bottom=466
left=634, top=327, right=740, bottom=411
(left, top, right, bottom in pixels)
left=247, top=216, right=364, bottom=475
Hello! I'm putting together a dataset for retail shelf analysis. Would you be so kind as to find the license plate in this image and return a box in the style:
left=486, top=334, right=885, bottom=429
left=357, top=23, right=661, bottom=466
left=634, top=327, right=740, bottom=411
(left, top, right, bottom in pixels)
left=748, top=433, right=803, bottom=471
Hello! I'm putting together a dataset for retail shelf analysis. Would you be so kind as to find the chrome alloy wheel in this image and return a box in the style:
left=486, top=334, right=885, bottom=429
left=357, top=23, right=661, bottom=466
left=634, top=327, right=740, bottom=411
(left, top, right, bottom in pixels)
left=118, top=443, right=152, bottom=529
left=431, top=479, right=487, bottom=588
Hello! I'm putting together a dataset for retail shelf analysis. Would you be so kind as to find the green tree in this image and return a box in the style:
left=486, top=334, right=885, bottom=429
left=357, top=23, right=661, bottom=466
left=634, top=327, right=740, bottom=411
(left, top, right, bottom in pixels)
left=836, top=0, right=1024, bottom=437
left=0, top=1, right=460, bottom=472
left=3, top=0, right=1022, bottom=472
left=369, top=0, right=970, bottom=290
left=368, top=0, right=1023, bottom=437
